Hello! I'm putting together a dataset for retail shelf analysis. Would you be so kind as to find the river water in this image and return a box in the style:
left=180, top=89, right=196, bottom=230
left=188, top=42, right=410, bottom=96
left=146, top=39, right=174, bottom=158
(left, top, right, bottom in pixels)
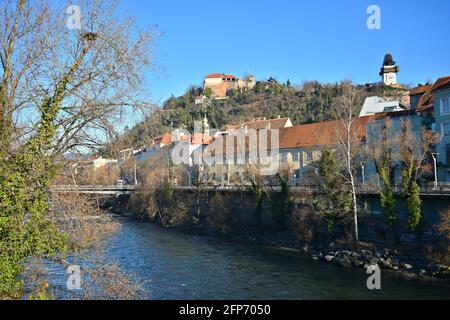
left=98, top=218, right=450, bottom=299
left=50, top=217, right=450, bottom=299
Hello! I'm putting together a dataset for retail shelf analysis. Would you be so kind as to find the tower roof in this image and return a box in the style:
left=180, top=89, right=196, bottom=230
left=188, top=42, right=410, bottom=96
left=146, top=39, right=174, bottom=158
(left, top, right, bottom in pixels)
left=382, top=53, right=396, bottom=66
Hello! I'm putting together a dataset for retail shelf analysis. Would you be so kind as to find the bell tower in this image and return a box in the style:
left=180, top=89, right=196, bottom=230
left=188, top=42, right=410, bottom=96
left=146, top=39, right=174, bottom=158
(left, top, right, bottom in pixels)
left=380, top=53, right=400, bottom=85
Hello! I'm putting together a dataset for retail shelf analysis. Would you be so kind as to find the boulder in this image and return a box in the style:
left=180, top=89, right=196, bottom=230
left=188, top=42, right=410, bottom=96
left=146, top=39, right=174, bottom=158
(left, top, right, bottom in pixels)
left=324, top=255, right=335, bottom=262
left=335, top=256, right=352, bottom=268
left=351, top=257, right=364, bottom=268
left=402, top=263, right=413, bottom=270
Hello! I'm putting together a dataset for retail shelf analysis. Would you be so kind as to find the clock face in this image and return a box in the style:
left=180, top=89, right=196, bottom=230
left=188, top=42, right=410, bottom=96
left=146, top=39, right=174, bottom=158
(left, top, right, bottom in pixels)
left=385, top=73, right=395, bottom=84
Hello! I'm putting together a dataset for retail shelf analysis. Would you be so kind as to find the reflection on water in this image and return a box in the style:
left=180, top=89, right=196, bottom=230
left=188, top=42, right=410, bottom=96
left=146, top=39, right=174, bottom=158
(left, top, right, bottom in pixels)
left=50, top=217, right=450, bottom=300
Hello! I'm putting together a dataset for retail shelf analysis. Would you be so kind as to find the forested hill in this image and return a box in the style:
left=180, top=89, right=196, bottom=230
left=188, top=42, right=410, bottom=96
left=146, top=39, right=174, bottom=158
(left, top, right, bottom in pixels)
left=105, top=80, right=409, bottom=155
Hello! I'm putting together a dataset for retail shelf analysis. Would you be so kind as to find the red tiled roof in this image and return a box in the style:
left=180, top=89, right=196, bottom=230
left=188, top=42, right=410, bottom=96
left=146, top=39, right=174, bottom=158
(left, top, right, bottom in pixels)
left=278, top=117, right=374, bottom=149
left=205, top=73, right=236, bottom=79
left=205, top=73, right=224, bottom=79
left=416, top=76, right=450, bottom=112
left=241, top=118, right=291, bottom=131
left=154, top=133, right=172, bottom=145
left=190, top=134, right=212, bottom=145
left=203, top=116, right=377, bottom=158
left=409, top=85, right=431, bottom=96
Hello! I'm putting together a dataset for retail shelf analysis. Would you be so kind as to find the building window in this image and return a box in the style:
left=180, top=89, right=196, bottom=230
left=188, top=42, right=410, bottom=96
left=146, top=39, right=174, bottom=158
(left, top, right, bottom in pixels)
left=281, top=154, right=288, bottom=163
left=306, top=152, right=313, bottom=162
left=441, top=98, right=450, bottom=114
left=293, top=153, right=300, bottom=162
left=444, top=123, right=450, bottom=136
left=446, top=145, right=450, bottom=165
left=224, top=173, right=229, bottom=181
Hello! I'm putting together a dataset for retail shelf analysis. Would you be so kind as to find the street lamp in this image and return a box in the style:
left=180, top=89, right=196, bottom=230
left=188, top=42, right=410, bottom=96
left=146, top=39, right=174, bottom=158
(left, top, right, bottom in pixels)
left=360, top=162, right=366, bottom=185
left=431, top=153, right=439, bottom=190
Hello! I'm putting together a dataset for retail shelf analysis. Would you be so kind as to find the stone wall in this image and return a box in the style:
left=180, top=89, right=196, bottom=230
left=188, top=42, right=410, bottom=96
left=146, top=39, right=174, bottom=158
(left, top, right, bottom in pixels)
left=127, top=187, right=449, bottom=249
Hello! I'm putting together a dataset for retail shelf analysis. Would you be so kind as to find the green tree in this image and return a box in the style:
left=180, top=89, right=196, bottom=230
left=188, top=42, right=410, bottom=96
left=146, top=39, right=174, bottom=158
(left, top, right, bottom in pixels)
left=317, top=149, right=353, bottom=232
left=407, top=181, right=422, bottom=233
left=269, top=174, right=291, bottom=228
left=204, top=87, right=213, bottom=98
left=367, top=118, right=398, bottom=240
left=377, top=154, right=397, bottom=229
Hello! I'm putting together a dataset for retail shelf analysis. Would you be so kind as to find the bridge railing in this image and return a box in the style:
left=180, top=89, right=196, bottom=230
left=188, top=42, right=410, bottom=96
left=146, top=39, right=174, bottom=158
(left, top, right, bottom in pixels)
left=173, top=183, right=450, bottom=195
left=52, top=185, right=136, bottom=191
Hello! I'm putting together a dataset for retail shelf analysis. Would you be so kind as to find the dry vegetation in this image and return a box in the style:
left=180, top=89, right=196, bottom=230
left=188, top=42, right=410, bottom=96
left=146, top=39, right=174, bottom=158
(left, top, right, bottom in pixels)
left=21, top=192, right=146, bottom=300
left=428, top=208, right=450, bottom=265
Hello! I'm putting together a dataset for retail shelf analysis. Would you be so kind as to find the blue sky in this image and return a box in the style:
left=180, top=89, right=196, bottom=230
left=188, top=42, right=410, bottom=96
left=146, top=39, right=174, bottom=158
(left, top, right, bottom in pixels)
left=118, top=0, right=450, bottom=106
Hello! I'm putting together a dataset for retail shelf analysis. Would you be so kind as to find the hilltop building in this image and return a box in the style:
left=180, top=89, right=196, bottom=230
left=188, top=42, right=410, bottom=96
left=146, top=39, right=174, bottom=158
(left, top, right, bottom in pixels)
left=203, top=73, right=256, bottom=99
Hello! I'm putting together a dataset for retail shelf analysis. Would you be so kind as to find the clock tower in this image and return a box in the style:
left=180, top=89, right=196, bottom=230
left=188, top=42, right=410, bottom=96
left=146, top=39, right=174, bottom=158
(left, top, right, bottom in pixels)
left=379, top=54, right=400, bottom=86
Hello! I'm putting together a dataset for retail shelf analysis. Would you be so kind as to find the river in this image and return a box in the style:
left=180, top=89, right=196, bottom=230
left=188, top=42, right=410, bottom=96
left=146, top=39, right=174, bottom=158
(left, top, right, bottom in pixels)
left=49, top=217, right=450, bottom=300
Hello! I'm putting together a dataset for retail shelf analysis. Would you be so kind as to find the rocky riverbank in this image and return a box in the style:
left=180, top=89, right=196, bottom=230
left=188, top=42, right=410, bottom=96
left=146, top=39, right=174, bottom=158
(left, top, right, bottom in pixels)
left=230, top=231, right=450, bottom=282
left=306, top=244, right=450, bottom=280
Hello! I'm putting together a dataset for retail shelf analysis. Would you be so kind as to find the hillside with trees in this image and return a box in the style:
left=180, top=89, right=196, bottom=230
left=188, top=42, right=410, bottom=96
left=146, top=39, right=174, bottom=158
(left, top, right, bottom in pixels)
left=106, top=80, right=409, bottom=155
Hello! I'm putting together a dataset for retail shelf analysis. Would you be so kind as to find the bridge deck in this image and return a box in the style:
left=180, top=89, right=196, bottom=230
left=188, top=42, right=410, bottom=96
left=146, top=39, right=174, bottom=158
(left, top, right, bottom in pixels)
left=52, top=184, right=450, bottom=197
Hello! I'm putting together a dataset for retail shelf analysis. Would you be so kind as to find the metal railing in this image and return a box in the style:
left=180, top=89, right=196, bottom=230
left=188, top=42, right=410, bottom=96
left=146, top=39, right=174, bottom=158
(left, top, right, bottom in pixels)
left=173, top=183, right=450, bottom=195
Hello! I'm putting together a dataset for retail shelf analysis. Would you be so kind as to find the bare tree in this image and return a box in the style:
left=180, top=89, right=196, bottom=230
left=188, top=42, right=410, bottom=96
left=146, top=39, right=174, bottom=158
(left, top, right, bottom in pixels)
left=399, top=119, right=438, bottom=186
left=0, top=0, right=157, bottom=298
left=332, top=83, right=364, bottom=248
left=0, top=0, right=158, bottom=156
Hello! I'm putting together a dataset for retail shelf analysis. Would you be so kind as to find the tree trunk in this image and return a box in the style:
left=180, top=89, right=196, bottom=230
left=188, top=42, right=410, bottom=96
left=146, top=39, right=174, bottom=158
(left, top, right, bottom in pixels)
left=347, top=127, right=359, bottom=250
left=350, top=173, right=359, bottom=249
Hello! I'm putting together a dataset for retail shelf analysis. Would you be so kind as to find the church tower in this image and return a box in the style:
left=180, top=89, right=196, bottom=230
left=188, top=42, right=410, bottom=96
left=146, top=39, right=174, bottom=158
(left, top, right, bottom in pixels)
left=202, top=114, right=210, bottom=136
left=380, top=53, right=400, bottom=86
